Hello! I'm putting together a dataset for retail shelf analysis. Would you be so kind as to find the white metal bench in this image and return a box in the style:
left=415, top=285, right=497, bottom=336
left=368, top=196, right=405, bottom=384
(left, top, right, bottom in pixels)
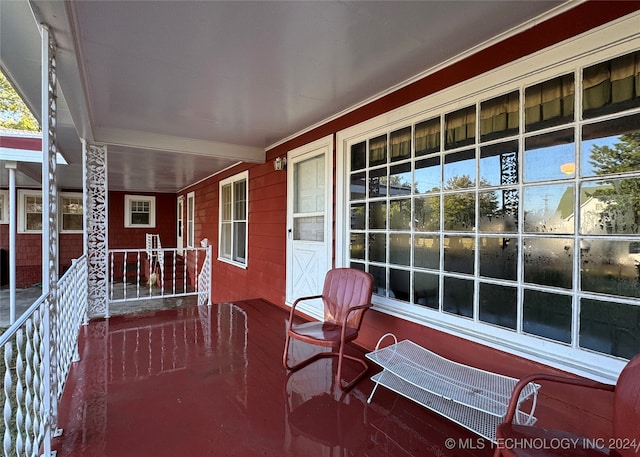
left=366, top=334, right=539, bottom=442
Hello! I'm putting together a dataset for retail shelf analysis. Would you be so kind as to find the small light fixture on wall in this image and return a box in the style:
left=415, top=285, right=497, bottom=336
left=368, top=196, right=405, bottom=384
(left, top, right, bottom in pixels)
left=274, top=156, right=287, bottom=171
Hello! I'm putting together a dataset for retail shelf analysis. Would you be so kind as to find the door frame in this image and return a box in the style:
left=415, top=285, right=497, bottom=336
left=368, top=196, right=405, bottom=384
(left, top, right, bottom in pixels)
left=176, top=195, right=184, bottom=255
left=285, top=134, right=334, bottom=319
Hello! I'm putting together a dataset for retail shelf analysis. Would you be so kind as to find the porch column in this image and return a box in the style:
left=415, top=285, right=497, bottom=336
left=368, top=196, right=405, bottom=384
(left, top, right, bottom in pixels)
left=82, top=141, right=108, bottom=319
left=41, top=23, right=60, bottom=455
left=5, top=161, right=16, bottom=324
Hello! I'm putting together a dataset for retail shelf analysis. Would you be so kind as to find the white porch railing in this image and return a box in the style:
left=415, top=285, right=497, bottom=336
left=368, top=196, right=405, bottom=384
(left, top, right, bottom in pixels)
left=0, top=255, right=88, bottom=457
left=108, top=245, right=212, bottom=309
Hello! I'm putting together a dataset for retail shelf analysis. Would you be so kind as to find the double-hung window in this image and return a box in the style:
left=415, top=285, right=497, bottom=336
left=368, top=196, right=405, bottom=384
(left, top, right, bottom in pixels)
left=60, top=192, right=83, bottom=233
left=219, top=171, right=248, bottom=267
left=18, top=190, right=43, bottom=233
left=0, top=191, right=8, bottom=224
left=124, top=195, right=156, bottom=228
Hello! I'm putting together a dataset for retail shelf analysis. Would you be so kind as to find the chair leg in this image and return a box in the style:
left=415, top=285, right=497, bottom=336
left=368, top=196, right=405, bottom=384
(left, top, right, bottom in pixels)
left=336, top=342, right=369, bottom=391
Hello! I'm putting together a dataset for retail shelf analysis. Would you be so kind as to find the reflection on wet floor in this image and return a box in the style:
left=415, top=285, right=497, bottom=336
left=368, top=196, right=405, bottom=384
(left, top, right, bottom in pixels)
left=52, top=299, right=490, bottom=457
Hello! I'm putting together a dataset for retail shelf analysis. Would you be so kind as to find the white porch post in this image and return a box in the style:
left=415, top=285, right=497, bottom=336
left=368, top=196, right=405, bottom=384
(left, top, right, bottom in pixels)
left=5, top=162, right=17, bottom=324
left=82, top=140, right=109, bottom=319
left=40, top=23, right=59, bottom=456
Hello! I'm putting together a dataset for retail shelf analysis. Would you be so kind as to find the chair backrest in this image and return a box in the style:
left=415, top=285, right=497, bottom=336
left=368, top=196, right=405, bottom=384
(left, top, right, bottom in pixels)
left=321, top=268, right=374, bottom=329
left=613, top=353, right=640, bottom=457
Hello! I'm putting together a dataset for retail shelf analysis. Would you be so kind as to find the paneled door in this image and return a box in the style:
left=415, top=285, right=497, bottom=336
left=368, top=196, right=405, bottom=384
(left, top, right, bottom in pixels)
left=286, top=135, right=333, bottom=318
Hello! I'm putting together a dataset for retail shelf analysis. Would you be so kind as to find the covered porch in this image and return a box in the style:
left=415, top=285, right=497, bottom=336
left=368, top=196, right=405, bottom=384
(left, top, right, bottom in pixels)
left=53, top=299, right=491, bottom=457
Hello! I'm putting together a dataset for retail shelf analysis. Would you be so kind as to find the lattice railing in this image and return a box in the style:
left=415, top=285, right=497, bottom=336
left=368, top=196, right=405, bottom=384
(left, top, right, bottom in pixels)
left=0, top=255, right=88, bottom=457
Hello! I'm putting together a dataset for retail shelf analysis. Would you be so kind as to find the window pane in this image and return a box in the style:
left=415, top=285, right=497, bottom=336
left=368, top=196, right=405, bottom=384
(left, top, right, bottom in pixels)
left=26, top=213, right=42, bottom=231
left=414, top=157, right=441, bottom=194
left=445, top=106, right=475, bottom=149
left=389, top=268, right=410, bottom=302
left=220, top=223, right=232, bottom=259
left=523, top=184, right=574, bottom=234
left=294, top=216, right=324, bottom=242
left=369, top=265, right=386, bottom=296
left=221, top=184, right=232, bottom=221
left=131, top=212, right=150, bottom=225
left=63, top=214, right=83, bottom=231
left=389, top=234, right=411, bottom=266
left=414, top=271, right=439, bottom=309
left=580, top=299, right=640, bottom=359
left=444, top=192, right=475, bottom=231
left=443, top=276, right=473, bottom=318
left=350, top=203, right=365, bottom=230
left=444, top=236, right=474, bottom=274
left=479, top=141, right=518, bottom=187
left=583, top=50, right=640, bottom=119
left=294, top=158, right=323, bottom=213
left=369, top=135, right=387, bottom=166
left=350, top=172, right=366, bottom=200
left=581, top=114, right=640, bottom=178
left=478, top=189, right=518, bottom=233
left=389, top=199, right=411, bottom=230
left=389, top=163, right=412, bottom=196
left=233, top=222, right=246, bottom=262
left=523, top=237, right=573, bottom=289
left=414, top=235, right=439, bottom=269
left=525, top=73, right=575, bottom=131
left=351, top=141, right=366, bottom=170
left=480, top=91, right=519, bottom=141
left=390, top=127, right=411, bottom=162
left=415, top=117, right=440, bottom=157
left=350, top=233, right=365, bottom=260
left=479, top=283, right=517, bottom=329
left=368, top=233, right=386, bottom=263
left=523, top=289, right=572, bottom=343
left=580, top=239, right=640, bottom=298
left=369, top=201, right=386, bottom=230
left=234, top=179, right=247, bottom=218
left=524, top=129, right=575, bottom=182
left=444, top=149, right=475, bottom=189
left=479, top=236, right=517, bottom=280
left=369, top=167, right=388, bottom=197
left=414, top=196, right=440, bottom=231
left=580, top=179, right=640, bottom=235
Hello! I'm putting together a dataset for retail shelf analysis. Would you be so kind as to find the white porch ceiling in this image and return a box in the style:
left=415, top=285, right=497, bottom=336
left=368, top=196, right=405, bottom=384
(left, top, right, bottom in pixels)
left=1, top=0, right=569, bottom=193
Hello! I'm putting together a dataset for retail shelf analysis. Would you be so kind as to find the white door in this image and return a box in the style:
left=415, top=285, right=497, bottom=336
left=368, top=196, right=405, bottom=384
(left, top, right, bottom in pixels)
left=286, top=135, right=333, bottom=318
left=176, top=196, right=184, bottom=255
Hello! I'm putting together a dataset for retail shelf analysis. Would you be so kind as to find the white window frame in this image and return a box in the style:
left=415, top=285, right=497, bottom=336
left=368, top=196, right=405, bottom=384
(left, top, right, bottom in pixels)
left=336, top=15, right=640, bottom=382
left=124, top=194, right=156, bottom=228
left=0, top=190, right=8, bottom=224
left=59, top=192, right=83, bottom=233
left=17, top=189, right=42, bottom=233
left=218, top=171, right=248, bottom=268
left=186, top=191, right=195, bottom=247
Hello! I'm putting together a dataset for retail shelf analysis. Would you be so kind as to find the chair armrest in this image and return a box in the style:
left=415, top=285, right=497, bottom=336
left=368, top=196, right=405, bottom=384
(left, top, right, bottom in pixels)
left=287, top=294, right=323, bottom=324
left=502, top=373, right=615, bottom=424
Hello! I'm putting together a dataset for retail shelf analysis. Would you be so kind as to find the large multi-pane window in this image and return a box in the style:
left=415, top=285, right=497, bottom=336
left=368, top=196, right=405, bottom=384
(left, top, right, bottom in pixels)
left=346, top=49, right=640, bottom=361
left=219, top=171, right=248, bottom=266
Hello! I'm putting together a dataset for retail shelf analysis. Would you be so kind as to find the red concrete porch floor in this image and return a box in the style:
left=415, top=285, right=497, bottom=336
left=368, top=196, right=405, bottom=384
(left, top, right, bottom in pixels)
left=53, top=299, right=493, bottom=457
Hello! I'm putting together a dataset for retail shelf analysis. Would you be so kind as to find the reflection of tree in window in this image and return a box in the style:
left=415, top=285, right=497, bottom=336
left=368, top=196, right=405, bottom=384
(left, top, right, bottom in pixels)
left=589, top=132, right=640, bottom=234
left=440, top=175, right=498, bottom=230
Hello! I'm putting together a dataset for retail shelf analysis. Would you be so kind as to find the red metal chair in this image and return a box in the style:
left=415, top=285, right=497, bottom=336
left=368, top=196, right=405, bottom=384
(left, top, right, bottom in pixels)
left=494, top=353, right=640, bottom=457
left=282, top=268, right=374, bottom=391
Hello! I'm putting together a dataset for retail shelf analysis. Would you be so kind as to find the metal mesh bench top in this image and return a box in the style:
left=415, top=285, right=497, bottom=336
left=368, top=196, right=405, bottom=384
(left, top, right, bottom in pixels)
left=366, top=334, right=539, bottom=442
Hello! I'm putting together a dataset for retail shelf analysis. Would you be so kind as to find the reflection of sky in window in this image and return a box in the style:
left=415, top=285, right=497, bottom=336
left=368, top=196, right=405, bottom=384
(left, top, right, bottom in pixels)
left=524, top=184, right=570, bottom=213
left=524, top=142, right=574, bottom=182
left=480, top=155, right=500, bottom=186
left=444, top=155, right=475, bottom=188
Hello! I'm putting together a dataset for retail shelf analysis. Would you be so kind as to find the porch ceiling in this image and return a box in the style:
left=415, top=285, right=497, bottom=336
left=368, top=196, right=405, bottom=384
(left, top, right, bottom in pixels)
left=1, top=0, right=567, bottom=193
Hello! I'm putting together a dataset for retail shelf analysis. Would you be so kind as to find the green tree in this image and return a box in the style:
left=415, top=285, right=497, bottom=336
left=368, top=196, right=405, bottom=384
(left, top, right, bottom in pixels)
left=0, top=72, right=40, bottom=131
